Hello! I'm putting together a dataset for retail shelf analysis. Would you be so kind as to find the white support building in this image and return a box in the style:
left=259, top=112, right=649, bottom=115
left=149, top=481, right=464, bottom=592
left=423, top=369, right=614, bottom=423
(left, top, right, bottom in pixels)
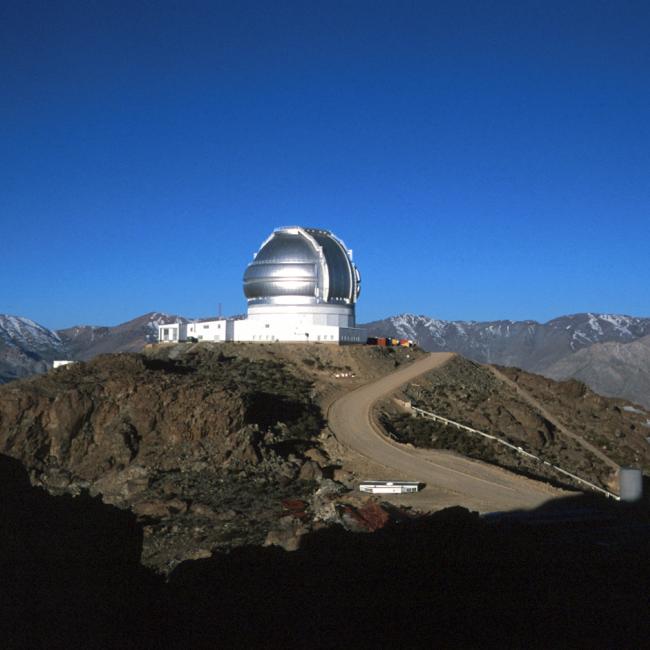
left=158, top=320, right=232, bottom=344
left=159, top=323, right=183, bottom=343
left=158, top=226, right=367, bottom=345
left=186, top=320, right=233, bottom=342
left=52, top=360, right=77, bottom=369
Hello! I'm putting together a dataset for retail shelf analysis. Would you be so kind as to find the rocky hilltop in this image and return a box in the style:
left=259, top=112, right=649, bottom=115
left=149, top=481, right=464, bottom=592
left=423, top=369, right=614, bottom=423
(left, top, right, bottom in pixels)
left=2, top=338, right=650, bottom=648
left=0, top=342, right=419, bottom=570
left=3, top=339, right=649, bottom=572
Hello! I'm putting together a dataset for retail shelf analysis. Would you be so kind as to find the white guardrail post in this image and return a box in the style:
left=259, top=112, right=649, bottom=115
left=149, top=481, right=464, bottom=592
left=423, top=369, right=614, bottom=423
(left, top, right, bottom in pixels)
left=410, top=406, right=619, bottom=500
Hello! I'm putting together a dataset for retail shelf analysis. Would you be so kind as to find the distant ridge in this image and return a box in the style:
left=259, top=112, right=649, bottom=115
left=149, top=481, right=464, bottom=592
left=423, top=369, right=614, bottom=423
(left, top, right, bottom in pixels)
left=2, top=310, right=650, bottom=407
left=57, top=312, right=187, bottom=360
left=361, top=312, right=650, bottom=407
left=0, top=312, right=183, bottom=383
left=545, top=334, right=650, bottom=408
left=0, top=315, right=66, bottom=383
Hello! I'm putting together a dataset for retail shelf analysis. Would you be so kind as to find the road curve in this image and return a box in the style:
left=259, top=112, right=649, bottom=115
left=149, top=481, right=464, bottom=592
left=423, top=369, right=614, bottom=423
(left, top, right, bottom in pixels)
left=328, top=353, right=564, bottom=513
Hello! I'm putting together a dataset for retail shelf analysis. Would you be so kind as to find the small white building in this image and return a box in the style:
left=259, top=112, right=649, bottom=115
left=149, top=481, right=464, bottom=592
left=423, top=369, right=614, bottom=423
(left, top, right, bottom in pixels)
left=186, top=319, right=233, bottom=342
left=158, top=320, right=232, bottom=343
left=52, top=360, right=77, bottom=369
left=158, top=323, right=183, bottom=343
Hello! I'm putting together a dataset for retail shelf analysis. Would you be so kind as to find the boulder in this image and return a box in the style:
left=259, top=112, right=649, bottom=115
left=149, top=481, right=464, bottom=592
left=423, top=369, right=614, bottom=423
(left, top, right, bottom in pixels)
left=132, top=499, right=175, bottom=518
left=90, top=465, right=151, bottom=505
left=42, top=467, right=72, bottom=492
left=188, top=502, right=220, bottom=520
left=264, top=520, right=308, bottom=552
left=332, top=468, right=355, bottom=486
left=132, top=497, right=187, bottom=518
left=241, top=442, right=261, bottom=465
left=281, top=498, right=309, bottom=521
left=304, top=448, right=329, bottom=465
left=183, top=548, right=213, bottom=561
left=278, top=462, right=299, bottom=480
left=298, top=460, right=323, bottom=482
left=339, top=501, right=391, bottom=533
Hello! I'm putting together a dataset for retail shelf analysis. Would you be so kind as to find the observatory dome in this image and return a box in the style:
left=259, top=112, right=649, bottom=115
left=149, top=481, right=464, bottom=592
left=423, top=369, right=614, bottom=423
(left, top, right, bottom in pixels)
left=243, top=227, right=360, bottom=307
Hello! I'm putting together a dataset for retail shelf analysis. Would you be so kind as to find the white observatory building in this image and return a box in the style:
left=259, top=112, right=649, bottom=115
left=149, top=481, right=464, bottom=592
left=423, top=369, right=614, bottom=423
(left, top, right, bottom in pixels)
left=158, top=226, right=367, bottom=345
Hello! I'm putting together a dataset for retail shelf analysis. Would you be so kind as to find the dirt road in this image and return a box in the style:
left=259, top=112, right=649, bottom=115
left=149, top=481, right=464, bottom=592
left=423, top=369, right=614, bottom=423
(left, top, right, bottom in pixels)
left=328, top=353, right=565, bottom=513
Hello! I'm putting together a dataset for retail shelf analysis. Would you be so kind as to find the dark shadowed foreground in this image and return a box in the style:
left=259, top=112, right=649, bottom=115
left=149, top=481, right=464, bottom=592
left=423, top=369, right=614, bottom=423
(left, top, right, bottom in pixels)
left=2, top=453, right=649, bottom=649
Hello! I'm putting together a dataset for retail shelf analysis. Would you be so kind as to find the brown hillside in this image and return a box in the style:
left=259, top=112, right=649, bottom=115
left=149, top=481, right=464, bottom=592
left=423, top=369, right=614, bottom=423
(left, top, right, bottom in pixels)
left=378, top=356, right=650, bottom=491
left=0, top=342, right=421, bottom=570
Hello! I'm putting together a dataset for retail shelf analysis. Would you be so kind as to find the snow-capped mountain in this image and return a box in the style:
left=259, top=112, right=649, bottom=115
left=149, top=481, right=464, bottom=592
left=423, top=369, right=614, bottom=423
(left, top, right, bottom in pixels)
left=0, top=315, right=66, bottom=382
left=57, top=312, right=187, bottom=360
left=0, top=315, right=65, bottom=355
left=363, top=312, right=650, bottom=374
left=0, top=312, right=185, bottom=383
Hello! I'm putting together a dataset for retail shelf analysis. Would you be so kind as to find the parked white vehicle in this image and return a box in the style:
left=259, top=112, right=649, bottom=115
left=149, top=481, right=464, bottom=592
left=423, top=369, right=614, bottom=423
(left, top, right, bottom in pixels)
left=359, top=480, right=420, bottom=494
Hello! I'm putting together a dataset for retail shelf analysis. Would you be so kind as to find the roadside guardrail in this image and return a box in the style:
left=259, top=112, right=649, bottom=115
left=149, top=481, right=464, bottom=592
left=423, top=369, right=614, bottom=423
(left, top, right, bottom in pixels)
left=410, top=405, right=620, bottom=500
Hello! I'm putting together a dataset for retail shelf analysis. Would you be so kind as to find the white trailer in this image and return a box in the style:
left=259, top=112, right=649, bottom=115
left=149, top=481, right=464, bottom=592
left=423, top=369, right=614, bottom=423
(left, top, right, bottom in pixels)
left=359, top=480, right=420, bottom=494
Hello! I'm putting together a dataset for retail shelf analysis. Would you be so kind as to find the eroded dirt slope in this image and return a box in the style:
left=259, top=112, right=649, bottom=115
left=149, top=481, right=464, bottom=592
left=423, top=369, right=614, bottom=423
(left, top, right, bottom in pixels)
left=378, top=356, right=650, bottom=491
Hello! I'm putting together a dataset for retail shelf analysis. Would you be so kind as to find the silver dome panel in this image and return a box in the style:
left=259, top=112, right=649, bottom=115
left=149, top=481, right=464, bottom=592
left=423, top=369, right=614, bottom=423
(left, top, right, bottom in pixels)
left=243, top=227, right=360, bottom=306
left=306, top=229, right=352, bottom=303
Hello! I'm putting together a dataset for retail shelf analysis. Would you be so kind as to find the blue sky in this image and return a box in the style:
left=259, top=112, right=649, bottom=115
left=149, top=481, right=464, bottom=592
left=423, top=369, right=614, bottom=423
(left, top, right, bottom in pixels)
left=2, top=1, right=649, bottom=329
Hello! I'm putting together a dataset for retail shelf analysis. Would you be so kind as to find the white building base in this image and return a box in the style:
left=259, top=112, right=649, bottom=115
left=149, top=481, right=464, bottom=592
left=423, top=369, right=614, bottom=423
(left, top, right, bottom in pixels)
left=158, top=319, right=366, bottom=345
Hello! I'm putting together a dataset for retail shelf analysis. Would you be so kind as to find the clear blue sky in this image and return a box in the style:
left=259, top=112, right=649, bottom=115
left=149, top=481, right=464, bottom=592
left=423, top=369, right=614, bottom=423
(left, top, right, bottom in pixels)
left=2, top=1, right=649, bottom=329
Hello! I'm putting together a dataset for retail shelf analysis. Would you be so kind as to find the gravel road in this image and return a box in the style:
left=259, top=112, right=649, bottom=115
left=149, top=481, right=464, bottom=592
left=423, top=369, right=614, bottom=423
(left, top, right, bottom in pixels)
left=328, top=352, right=566, bottom=513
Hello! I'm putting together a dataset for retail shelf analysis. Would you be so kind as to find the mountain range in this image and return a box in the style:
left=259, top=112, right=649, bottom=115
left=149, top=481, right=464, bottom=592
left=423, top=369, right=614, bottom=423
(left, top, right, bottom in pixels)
left=0, top=313, right=182, bottom=384
left=363, top=313, right=650, bottom=408
left=1, top=311, right=649, bottom=407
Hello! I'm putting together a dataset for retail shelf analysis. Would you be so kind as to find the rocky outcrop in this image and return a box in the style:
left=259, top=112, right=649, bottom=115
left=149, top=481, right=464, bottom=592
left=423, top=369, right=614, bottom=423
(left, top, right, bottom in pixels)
left=338, top=501, right=392, bottom=533
left=0, top=348, right=329, bottom=482
left=0, top=354, right=247, bottom=482
left=0, top=347, right=335, bottom=570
